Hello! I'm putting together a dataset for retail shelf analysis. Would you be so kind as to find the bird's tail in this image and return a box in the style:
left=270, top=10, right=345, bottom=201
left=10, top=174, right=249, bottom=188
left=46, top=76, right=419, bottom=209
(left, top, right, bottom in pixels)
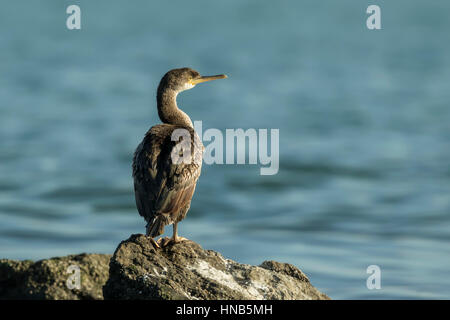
left=146, top=215, right=167, bottom=237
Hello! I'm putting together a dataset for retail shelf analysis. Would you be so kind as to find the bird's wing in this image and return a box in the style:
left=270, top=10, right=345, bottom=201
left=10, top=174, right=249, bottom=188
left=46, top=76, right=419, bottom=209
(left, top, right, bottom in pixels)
left=132, top=124, right=204, bottom=226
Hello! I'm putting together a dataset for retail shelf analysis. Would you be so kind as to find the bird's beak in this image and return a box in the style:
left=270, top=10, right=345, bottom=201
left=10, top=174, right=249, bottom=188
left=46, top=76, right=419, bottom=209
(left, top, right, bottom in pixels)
left=190, top=74, right=227, bottom=85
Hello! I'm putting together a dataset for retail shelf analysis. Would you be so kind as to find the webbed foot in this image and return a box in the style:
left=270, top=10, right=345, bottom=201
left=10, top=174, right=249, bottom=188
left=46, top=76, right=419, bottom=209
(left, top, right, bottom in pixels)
left=150, top=237, right=161, bottom=249
left=157, top=236, right=189, bottom=247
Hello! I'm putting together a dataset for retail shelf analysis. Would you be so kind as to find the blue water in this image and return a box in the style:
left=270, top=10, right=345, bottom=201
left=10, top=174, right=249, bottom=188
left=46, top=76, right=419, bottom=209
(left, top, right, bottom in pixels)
left=1, top=1, right=450, bottom=299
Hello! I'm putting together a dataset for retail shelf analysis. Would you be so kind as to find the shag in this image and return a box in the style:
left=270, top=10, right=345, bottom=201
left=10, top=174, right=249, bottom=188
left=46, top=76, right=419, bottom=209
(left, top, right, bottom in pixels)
left=132, top=68, right=227, bottom=248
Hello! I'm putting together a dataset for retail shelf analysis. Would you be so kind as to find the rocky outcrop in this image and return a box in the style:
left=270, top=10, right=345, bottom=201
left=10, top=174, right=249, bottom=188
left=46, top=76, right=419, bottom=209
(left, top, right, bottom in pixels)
left=0, top=235, right=329, bottom=300
left=0, top=253, right=111, bottom=300
left=103, top=234, right=329, bottom=300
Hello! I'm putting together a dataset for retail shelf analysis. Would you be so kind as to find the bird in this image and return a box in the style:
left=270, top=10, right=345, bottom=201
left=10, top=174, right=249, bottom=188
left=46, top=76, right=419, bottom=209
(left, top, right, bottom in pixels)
left=132, top=68, right=227, bottom=248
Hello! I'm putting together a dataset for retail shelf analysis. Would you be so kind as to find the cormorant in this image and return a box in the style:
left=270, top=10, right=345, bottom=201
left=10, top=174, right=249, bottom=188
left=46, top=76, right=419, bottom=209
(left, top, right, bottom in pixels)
left=132, top=68, right=227, bottom=248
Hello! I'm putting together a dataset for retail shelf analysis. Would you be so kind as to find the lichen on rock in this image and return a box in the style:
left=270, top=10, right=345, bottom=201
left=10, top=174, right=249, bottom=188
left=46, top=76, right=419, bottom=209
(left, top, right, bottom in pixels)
left=103, top=234, right=329, bottom=300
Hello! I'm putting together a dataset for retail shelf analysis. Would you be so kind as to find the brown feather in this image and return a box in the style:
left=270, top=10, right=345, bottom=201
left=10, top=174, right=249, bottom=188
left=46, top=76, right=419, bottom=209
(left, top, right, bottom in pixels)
left=132, top=124, right=204, bottom=237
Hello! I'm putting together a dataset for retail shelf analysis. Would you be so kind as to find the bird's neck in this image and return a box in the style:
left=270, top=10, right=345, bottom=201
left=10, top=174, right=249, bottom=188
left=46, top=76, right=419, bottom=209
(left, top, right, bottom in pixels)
left=157, top=88, right=193, bottom=128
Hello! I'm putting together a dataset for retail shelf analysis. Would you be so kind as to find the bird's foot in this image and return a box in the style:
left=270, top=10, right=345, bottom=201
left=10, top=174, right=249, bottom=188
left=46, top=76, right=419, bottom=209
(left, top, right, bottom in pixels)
left=150, top=237, right=161, bottom=249
left=157, top=236, right=189, bottom=247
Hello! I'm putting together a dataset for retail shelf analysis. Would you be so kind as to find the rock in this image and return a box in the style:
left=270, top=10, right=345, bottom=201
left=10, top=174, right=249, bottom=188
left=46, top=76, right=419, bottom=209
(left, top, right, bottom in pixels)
left=0, top=253, right=111, bottom=300
left=103, top=234, right=330, bottom=300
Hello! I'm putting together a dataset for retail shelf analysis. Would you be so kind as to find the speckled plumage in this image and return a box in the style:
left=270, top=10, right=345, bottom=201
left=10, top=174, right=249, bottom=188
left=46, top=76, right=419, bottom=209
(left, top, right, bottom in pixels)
left=133, top=124, right=203, bottom=237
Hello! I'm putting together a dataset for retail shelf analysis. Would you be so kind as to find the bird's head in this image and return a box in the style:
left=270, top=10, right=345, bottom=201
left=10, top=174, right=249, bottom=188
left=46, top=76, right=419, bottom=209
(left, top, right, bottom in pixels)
left=158, top=67, right=227, bottom=93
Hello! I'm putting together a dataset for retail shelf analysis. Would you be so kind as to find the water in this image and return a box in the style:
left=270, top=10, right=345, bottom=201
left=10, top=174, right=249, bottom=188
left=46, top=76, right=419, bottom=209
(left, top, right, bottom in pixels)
left=1, top=0, right=449, bottom=299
